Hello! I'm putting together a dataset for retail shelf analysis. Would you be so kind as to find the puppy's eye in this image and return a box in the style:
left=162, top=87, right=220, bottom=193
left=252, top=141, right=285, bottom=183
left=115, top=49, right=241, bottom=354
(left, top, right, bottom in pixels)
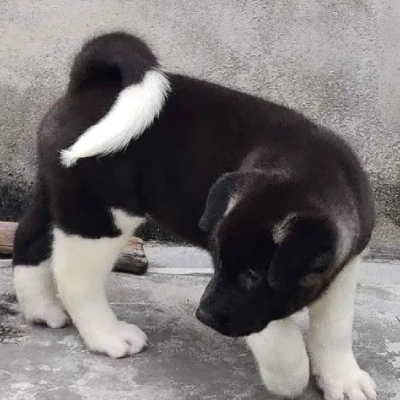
left=240, top=268, right=262, bottom=288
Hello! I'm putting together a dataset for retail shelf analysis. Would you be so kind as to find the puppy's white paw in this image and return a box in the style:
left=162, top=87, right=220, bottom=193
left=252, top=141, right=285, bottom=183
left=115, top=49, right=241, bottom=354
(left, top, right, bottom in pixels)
left=247, top=318, right=310, bottom=398
left=14, top=263, right=70, bottom=329
left=26, top=302, right=70, bottom=329
left=259, top=356, right=309, bottom=398
left=315, top=360, right=376, bottom=400
left=83, top=320, right=148, bottom=358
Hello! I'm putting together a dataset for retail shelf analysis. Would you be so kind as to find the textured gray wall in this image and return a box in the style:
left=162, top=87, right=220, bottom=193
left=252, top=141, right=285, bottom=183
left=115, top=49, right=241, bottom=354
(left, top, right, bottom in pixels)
left=0, top=0, right=399, bottom=250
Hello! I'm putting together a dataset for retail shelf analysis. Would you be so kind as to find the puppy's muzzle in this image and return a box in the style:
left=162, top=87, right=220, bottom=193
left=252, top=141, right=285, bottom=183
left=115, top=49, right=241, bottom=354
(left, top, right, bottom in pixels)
left=195, top=307, right=215, bottom=328
left=195, top=305, right=235, bottom=336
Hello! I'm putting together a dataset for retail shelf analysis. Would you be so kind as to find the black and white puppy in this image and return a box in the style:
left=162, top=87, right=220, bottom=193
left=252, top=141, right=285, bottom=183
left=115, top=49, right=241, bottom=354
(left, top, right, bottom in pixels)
left=13, top=32, right=376, bottom=400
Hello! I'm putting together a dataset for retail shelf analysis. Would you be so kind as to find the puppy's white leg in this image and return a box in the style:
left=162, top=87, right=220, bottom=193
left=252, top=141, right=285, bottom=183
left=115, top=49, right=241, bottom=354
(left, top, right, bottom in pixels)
left=246, top=316, right=310, bottom=398
left=306, top=256, right=376, bottom=400
left=14, top=261, right=69, bottom=328
left=53, top=210, right=147, bottom=358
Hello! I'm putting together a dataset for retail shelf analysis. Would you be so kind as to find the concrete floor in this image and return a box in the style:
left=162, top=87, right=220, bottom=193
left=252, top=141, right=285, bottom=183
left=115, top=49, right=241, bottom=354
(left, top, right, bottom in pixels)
left=0, top=246, right=399, bottom=400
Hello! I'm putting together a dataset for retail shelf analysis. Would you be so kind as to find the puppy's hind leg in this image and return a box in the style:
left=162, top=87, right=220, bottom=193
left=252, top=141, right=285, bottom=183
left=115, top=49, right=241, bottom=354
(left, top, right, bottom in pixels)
left=246, top=316, right=310, bottom=398
left=306, top=256, right=376, bottom=400
left=13, top=183, right=69, bottom=329
left=52, top=209, right=147, bottom=358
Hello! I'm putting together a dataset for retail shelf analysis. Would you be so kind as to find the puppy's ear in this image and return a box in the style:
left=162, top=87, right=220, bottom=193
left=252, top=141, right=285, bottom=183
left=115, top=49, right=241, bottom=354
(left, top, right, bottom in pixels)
left=199, top=172, right=240, bottom=233
left=267, top=216, right=336, bottom=291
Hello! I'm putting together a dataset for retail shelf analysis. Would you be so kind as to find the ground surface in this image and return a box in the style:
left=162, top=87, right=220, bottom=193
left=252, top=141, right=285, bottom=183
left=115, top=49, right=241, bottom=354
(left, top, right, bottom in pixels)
left=0, top=246, right=399, bottom=400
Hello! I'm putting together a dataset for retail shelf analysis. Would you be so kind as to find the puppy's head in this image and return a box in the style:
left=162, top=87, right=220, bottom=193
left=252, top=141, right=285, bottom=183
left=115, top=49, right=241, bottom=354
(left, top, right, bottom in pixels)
left=196, top=172, right=339, bottom=337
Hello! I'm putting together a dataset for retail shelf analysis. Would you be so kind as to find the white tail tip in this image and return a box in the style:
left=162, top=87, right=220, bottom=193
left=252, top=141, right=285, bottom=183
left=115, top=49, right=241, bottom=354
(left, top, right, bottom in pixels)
left=60, top=150, right=78, bottom=167
left=60, top=70, right=170, bottom=167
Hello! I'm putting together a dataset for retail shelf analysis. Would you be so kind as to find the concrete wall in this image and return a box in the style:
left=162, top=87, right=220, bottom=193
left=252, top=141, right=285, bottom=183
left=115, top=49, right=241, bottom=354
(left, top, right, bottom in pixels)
left=0, top=0, right=399, bottom=251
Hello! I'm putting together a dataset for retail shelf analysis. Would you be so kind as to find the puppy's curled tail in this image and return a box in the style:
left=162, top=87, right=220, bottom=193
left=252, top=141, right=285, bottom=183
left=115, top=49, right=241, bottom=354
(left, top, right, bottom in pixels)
left=61, top=31, right=170, bottom=167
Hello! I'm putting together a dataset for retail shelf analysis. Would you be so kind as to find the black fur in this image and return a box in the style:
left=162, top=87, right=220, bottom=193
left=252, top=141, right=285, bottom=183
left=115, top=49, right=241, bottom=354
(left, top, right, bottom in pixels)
left=13, top=32, right=375, bottom=337
left=199, top=172, right=244, bottom=233
left=69, top=32, right=158, bottom=94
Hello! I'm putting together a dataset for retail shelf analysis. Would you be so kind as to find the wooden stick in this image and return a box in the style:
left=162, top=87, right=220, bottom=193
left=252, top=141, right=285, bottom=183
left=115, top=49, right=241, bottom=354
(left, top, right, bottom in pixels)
left=114, top=237, right=148, bottom=275
left=0, top=222, right=16, bottom=255
left=0, top=221, right=148, bottom=275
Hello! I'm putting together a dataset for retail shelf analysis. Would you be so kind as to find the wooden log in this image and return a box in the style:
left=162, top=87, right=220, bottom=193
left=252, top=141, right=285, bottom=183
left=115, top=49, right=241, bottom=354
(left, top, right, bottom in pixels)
left=113, top=237, right=148, bottom=275
left=0, top=222, right=16, bottom=255
left=0, top=221, right=148, bottom=275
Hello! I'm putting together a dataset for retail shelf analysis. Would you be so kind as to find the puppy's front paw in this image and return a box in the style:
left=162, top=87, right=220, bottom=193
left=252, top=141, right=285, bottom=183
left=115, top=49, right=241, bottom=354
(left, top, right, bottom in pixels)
left=259, top=355, right=309, bottom=398
left=247, top=319, right=310, bottom=398
left=83, top=320, right=148, bottom=358
left=315, top=359, right=376, bottom=400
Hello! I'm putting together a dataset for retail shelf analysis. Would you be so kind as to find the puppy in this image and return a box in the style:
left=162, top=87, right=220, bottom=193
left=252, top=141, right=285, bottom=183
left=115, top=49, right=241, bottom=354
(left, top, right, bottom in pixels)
left=13, top=32, right=376, bottom=400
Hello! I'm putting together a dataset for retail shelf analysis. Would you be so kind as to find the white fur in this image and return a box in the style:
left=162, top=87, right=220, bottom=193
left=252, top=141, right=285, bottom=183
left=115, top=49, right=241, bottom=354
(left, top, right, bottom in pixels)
left=246, top=316, right=310, bottom=398
left=52, top=209, right=147, bottom=358
left=306, top=256, right=377, bottom=400
left=14, top=261, right=69, bottom=328
left=334, top=214, right=358, bottom=268
left=272, top=213, right=297, bottom=244
left=224, top=195, right=238, bottom=216
left=60, top=70, right=170, bottom=167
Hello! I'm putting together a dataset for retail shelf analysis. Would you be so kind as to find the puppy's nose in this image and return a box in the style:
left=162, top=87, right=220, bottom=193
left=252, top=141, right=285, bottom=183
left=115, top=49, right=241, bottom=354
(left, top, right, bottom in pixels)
left=195, top=307, right=215, bottom=328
